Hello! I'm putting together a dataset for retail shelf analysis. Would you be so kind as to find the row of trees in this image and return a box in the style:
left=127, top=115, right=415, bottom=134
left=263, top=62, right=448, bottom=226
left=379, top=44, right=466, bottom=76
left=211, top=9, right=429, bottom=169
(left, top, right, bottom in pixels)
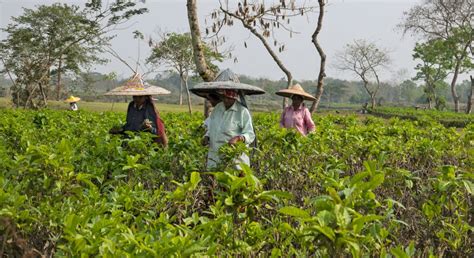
left=155, top=72, right=470, bottom=109
left=3, top=68, right=469, bottom=111
left=0, top=0, right=471, bottom=114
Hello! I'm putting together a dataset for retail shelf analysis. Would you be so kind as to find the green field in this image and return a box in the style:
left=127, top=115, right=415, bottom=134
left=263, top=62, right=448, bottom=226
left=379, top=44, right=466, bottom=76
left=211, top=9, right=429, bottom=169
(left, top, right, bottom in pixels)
left=0, top=97, right=362, bottom=115
left=1, top=109, right=472, bottom=256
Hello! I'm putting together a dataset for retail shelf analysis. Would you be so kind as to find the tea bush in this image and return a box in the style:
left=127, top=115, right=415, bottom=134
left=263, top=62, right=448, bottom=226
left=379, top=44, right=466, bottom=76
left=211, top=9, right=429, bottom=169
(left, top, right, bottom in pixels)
left=369, top=107, right=474, bottom=127
left=0, top=109, right=472, bottom=257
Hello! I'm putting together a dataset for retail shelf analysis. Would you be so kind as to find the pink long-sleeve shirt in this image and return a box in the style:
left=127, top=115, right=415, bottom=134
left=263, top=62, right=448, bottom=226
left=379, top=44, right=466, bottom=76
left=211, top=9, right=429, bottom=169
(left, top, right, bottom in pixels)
left=280, top=105, right=315, bottom=136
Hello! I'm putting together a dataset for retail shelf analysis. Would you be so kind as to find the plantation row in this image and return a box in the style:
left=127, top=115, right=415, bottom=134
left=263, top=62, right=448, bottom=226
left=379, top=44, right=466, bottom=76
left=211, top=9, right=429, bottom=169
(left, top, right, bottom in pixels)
left=0, top=109, right=472, bottom=257
left=369, top=107, right=474, bottom=128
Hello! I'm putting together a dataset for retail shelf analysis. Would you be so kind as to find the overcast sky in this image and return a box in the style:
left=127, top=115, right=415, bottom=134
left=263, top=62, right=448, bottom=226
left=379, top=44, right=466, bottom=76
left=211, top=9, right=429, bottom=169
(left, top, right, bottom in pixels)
left=0, top=0, right=422, bottom=82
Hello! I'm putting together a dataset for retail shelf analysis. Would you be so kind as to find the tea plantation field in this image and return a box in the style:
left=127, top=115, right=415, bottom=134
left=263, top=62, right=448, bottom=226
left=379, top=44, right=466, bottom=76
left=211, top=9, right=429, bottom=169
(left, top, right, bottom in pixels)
left=1, top=109, right=472, bottom=257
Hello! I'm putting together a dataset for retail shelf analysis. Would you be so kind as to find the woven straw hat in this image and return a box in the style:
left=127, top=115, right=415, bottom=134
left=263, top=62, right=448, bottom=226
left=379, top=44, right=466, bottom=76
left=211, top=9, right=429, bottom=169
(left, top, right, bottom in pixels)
left=190, top=69, right=265, bottom=98
left=104, top=73, right=171, bottom=96
left=64, top=95, right=81, bottom=103
left=276, top=84, right=316, bottom=101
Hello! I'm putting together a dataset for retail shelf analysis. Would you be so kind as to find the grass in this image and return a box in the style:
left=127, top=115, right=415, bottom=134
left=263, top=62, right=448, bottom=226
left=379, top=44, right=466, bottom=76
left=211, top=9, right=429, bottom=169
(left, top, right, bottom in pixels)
left=0, top=97, right=203, bottom=113
left=0, top=97, right=360, bottom=114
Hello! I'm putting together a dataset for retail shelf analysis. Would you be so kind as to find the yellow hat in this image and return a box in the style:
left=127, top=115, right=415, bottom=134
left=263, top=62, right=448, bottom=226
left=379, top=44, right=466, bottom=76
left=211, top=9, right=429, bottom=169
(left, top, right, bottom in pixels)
left=64, top=95, right=81, bottom=103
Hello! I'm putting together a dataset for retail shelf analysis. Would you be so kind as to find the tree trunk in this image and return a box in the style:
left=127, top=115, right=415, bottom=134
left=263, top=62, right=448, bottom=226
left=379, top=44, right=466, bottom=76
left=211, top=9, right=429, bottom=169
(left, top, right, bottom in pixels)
left=186, top=0, right=215, bottom=117
left=38, top=81, right=48, bottom=107
left=432, top=88, right=438, bottom=110
left=466, top=75, right=473, bottom=114
left=179, top=74, right=183, bottom=105
left=56, top=56, right=62, bottom=101
left=184, top=75, right=192, bottom=114
left=361, top=79, right=376, bottom=109
left=370, top=94, right=376, bottom=109
left=450, top=60, right=461, bottom=112
left=282, top=79, right=292, bottom=108
left=310, top=0, right=327, bottom=113
left=24, top=84, right=38, bottom=109
left=427, top=96, right=433, bottom=109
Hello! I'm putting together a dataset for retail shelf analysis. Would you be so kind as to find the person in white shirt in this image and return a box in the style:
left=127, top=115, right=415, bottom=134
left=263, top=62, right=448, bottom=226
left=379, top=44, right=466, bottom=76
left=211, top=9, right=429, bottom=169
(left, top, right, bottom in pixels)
left=69, top=102, right=78, bottom=111
left=64, top=96, right=80, bottom=111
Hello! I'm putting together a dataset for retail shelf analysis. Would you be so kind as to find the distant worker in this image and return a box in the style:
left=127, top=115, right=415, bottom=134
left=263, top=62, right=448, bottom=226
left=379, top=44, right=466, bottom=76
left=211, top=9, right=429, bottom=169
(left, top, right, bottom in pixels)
left=276, top=84, right=316, bottom=136
left=64, top=95, right=81, bottom=111
left=105, top=73, right=170, bottom=147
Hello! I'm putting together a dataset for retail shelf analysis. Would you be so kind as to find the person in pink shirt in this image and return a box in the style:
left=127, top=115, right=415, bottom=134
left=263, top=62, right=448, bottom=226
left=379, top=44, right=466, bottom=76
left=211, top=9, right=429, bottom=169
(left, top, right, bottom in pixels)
left=276, top=84, right=316, bottom=136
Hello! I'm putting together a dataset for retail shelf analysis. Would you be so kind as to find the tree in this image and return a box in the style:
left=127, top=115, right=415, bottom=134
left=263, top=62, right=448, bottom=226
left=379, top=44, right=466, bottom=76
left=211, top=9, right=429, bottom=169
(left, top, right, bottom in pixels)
left=412, top=40, right=451, bottom=109
left=321, top=79, right=349, bottom=106
left=186, top=0, right=217, bottom=117
left=147, top=32, right=222, bottom=114
left=399, top=79, right=421, bottom=104
left=214, top=0, right=315, bottom=108
left=467, top=76, right=474, bottom=114
left=336, top=39, right=391, bottom=109
left=309, top=0, right=327, bottom=113
left=399, top=0, right=473, bottom=112
left=0, top=1, right=147, bottom=108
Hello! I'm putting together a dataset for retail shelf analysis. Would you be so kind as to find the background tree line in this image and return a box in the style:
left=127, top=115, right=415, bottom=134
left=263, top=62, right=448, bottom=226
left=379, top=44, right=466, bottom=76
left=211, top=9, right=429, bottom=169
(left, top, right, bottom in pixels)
left=0, top=0, right=471, bottom=113
left=2, top=70, right=471, bottom=111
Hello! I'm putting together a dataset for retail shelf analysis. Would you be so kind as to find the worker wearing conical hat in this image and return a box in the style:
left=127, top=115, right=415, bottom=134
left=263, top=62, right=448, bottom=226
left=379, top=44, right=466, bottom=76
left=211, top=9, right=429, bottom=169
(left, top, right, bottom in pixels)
left=190, top=69, right=265, bottom=169
left=106, top=73, right=170, bottom=147
left=206, top=89, right=255, bottom=169
left=64, top=96, right=81, bottom=111
left=276, top=84, right=316, bottom=136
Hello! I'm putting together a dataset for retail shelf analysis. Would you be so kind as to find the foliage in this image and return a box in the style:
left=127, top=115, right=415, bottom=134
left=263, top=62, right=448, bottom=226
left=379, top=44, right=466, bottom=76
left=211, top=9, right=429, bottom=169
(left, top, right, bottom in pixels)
left=0, top=1, right=147, bottom=108
left=369, top=106, right=473, bottom=127
left=412, top=29, right=474, bottom=110
left=0, top=109, right=472, bottom=256
left=413, top=39, right=451, bottom=108
left=399, top=0, right=473, bottom=112
left=148, top=32, right=222, bottom=77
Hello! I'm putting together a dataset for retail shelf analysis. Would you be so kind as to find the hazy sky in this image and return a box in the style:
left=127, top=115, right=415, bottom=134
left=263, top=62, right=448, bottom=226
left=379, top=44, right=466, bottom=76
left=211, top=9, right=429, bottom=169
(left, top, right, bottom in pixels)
left=0, top=0, right=422, bottom=81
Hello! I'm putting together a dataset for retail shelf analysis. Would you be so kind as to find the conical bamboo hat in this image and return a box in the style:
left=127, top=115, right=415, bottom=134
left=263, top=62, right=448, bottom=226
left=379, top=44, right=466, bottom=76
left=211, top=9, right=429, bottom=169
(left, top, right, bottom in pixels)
left=104, top=73, right=171, bottom=96
left=276, top=84, right=316, bottom=101
left=190, top=69, right=265, bottom=98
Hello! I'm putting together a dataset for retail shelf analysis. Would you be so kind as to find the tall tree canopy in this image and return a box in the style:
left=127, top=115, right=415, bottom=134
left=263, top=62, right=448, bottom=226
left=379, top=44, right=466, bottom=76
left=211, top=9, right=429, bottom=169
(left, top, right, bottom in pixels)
left=399, top=0, right=473, bottom=112
left=0, top=0, right=147, bottom=108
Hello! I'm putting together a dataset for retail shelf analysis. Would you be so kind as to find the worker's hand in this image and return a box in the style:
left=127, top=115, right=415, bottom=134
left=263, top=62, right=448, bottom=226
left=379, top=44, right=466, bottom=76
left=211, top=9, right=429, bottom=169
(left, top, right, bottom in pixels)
left=142, top=119, right=153, bottom=130
left=228, top=136, right=244, bottom=145
left=201, top=136, right=210, bottom=146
